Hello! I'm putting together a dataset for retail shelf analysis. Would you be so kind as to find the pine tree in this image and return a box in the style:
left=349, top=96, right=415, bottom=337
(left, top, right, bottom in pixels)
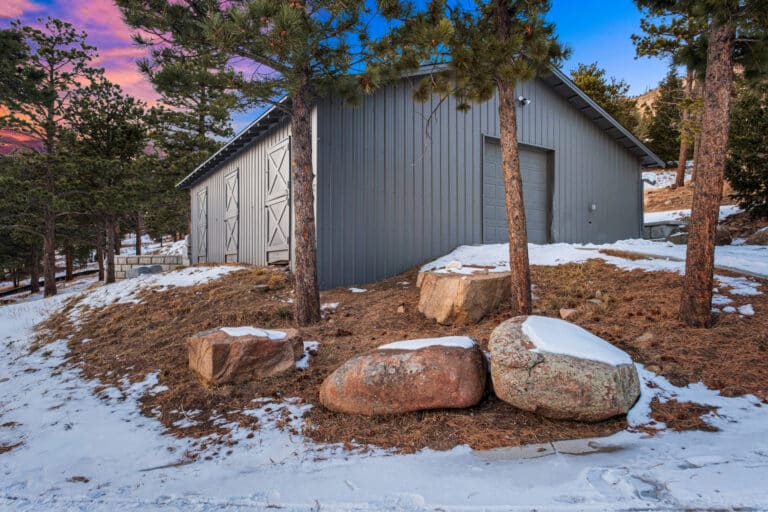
left=635, top=0, right=768, bottom=327
left=645, top=70, right=683, bottom=164
left=398, top=0, right=568, bottom=316
left=633, top=10, right=707, bottom=186
left=65, top=76, right=148, bottom=283
left=116, top=0, right=417, bottom=325
left=0, top=18, right=98, bottom=296
left=569, top=63, right=640, bottom=132
left=725, top=80, right=768, bottom=215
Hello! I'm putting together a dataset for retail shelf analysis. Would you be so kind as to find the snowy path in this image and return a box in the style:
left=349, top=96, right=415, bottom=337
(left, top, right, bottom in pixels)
left=1, top=273, right=768, bottom=510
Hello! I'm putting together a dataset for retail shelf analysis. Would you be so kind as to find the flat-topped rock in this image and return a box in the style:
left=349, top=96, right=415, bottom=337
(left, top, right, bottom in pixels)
left=319, top=336, right=487, bottom=415
left=489, top=316, right=640, bottom=422
left=417, top=271, right=511, bottom=325
left=186, top=327, right=303, bottom=386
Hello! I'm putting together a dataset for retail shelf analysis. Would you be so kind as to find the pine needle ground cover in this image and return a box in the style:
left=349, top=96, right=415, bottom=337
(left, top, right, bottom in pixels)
left=37, top=261, right=766, bottom=454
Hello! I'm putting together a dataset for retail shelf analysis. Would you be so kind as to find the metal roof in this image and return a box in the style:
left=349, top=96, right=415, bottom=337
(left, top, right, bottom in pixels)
left=176, top=97, right=290, bottom=189
left=176, top=68, right=663, bottom=189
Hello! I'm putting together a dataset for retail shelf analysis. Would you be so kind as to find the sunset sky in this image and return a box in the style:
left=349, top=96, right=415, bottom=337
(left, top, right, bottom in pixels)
left=1, top=0, right=670, bottom=134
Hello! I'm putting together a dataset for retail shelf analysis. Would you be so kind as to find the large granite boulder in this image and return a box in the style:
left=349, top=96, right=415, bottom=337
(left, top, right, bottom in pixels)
left=489, top=316, right=640, bottom=422
left=186, top=327, right=303, bottom=386
left=320, top=337, right=487, bottom=415
left=417, top=271, right=510, bottom=325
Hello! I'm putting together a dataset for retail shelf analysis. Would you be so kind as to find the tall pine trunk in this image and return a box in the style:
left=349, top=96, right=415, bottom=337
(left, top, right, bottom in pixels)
left=135, top=212, right=142, bottom=256
left=29, top=244, right=40, bottom=294
left=114, top=223, right=121, bottom=256
left=290, top=87, right=321, bottom=325
left=65, top=244, right=73, bottom=281
left=675, top=70, right=694, bottom=188
left=493, top=0, right=532, bottom=315
left=679, top=23, right=735, bottom=327
left=42, top=204, right=57, bottom=297
left=105, top=218, right=117, bottom=284
left=96, top=228, right=105, bottom=282
left=498, top=82, right=533, bottom=315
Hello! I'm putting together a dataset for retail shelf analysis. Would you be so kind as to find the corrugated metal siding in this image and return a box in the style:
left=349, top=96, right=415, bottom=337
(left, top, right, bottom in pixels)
left=316, top=76, right=642, bottom=289
left=190, top=122, right=291, bottom=265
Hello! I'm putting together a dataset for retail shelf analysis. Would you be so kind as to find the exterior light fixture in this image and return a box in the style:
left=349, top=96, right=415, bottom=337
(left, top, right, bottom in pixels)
left=517, top=96, right=531, bottom=106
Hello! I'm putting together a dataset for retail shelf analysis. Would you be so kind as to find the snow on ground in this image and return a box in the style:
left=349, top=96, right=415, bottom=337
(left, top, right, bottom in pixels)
left=219, top=327, right=287, bottom=339
left=2, top=287, right=768, bottom=510
left=378, top=336, right=476, bottom=351
left=69, top=266, right=243, bottom=319
left=644, top=204, right=742, bottom=224
left=155, top=239, right=188, bottom=256
left=521, top=316, right=633, bottom=366
left=642, top=167, right=691, bottom=190
left=422, top=239, right=768, bottom=280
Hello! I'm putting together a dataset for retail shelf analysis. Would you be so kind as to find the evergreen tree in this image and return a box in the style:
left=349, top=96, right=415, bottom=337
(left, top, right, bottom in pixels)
left=65, top=76, right=148, bottom=283
left=116, top=0, right=416, bottom=325
left=725, top=80, right=768, bottom=214
left=635, top=0, right=768, bottom=327
left=645, top=70, right=683, bottom=164
left=569, top=62, right=640, bottom=132
left=633, top=10, right=707, bottom=186
left=395, top=0, right=568, bottom=316
left=0, top=18, right=98, bottom=296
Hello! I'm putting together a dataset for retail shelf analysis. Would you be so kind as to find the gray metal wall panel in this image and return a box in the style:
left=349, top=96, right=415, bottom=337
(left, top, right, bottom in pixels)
left=190, top=122, right=291, bottom=267
left=316, top=76, right=642, bottom=289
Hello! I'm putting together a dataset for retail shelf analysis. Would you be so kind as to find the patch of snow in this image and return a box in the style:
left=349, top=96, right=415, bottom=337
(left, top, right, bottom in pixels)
left=712, top=295, right=733, bottom=306
left=642, top=169, right=691, bottom=190
left=521, top=316, right=633, bottom=366
left=156, top=239, right=188, bottom=256
left=71, top=266, right=243, bottom=319
left=643, top=204, right=742, bottom=224
left=378, top=336, right=476, bottom=351
left=349, top=287, right=367, bottom=293
left=722, top=306, right=737, bottom=314
left=397, top=281, right=410, bottom=286
left=321, top=302, right=339, bottom=311
left=716, top=275, right=763, bottom=296
left=220, top=327, right=287, bottom=340
left=295, top=341, right=319, bottom=370
left=738, top=304, right=755, bottom=316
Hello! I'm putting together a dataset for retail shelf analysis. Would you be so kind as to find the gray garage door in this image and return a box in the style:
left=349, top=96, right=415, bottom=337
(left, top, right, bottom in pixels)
left=483, top=141, right=549, bottom=244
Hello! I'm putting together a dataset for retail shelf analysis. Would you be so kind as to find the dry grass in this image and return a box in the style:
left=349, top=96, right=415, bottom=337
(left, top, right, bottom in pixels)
left=649, top=398, right=719, bottom=432
left=37, top=259, right=767, bottom=453
left=644, top=179, right=737, bottom=213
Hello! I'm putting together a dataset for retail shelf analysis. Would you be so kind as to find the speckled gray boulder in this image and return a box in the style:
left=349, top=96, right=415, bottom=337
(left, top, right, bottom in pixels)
left=489, top=316, right=640, bottom=422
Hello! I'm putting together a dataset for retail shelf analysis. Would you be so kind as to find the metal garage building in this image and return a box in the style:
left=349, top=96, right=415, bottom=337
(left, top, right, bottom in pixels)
left=177, top=68, right=663, bottom=289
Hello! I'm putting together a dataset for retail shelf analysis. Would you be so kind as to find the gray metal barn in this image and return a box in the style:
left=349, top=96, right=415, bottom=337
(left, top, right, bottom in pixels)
left=177, top=69, right=663, bottom=289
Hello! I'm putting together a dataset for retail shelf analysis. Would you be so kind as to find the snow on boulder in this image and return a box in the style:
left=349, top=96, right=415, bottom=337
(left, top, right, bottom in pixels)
left=489, top=316, right=640, bottom=422
left=746, top=227, right=768, bottom=246
left=186, top=327, right=304, bottom=386
left=417, top=271, right=511, bottom=325
left=319, top=336, right=487, bottom=415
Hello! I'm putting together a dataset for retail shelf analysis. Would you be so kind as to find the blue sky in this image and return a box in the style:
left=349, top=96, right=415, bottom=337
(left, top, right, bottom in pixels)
left=548, top=0, right=670, bottom=96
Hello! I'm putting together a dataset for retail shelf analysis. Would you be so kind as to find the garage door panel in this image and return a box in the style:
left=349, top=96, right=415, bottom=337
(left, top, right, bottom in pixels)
left=483, top=141, right=549, bottom=245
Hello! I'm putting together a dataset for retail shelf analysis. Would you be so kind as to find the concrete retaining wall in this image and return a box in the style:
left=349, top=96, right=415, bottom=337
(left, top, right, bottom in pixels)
left=114, top=255, right=189, bottom=280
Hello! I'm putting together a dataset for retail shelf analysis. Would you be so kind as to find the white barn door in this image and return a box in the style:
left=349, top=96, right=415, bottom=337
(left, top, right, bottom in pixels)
left=224, top=169, right=239, bottom=262
left=196, top=187, right=208, bottom=262
left=266, top=139, right=291, bottom=264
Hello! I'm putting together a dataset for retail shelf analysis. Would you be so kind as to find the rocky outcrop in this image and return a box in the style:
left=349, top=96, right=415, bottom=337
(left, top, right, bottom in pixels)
left=489, top=316, right=640, bottom=422
left=667, top=225, right=732, bottom=246
left=319, top=337, right=487, bottom=415
left=417, top=271, right=510, bottom=325
left=186, top=327, right=303, bottom=386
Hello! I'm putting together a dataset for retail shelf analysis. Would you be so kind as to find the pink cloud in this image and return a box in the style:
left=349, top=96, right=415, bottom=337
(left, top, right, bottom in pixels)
left=0, top=0, right=43, bottom=19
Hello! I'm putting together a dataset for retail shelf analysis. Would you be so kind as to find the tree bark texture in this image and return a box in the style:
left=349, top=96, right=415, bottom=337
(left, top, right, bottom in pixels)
left=96, top=228, right=105, bottom=282
left=65, top=245, right=73, bottom=281
left=290, top=88, right=321, bottom=326
left=679, top=23, right=735, bottom=327
left=493, top=0, right=532, bottom=315
left=135, top=212, right=143, bottom=256
left=498, top=81, right=533, bottom=315
left=42, top=205, right=57, bottom=297
left=29, top=243, right=40, bottom=294
left=675, top=70, right=694, bottom=188
left=114, top=223, right=121, bottom=256
left=105, top=219, right=116, bottom=284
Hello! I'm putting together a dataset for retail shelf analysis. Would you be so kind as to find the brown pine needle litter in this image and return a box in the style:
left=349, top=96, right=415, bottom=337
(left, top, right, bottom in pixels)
left=36, top=260, right=767, bottom=453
